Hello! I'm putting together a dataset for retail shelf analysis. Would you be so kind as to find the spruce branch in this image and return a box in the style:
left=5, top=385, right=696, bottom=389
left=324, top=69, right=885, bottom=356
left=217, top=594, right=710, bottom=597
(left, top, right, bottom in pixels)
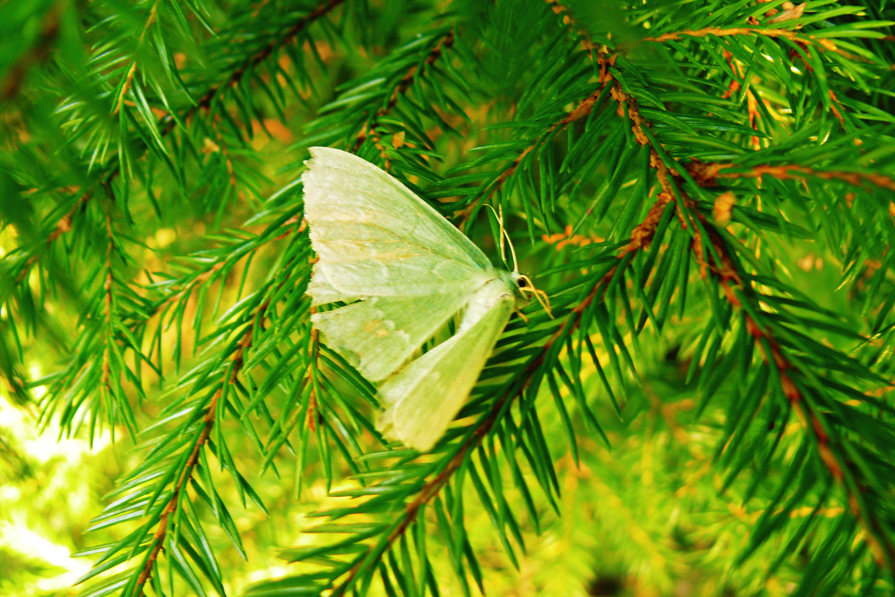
left=715, top=164, right=895, bottom=193
left=459, top=82, right=607, bottom=227
left=143, top=213, right=306, bottom=331
left=13, top=189, right=89, bottom=284
left=101, top=211, right=121, bottom=436
left=598, top=49, right=895, bottom=576
left=130, top=381, right=223, bottom=597
left=643, top=27, right=860, bottom=60
left=324, top=192, right=669, bottom=597
left=302, top=23, right=464, bottom=175
left=6, top=0, right=343, bottom=298
left=125, top=273, right=286, bottom=597
left=158, top=0, right=345, bottom=139
left=685, top=192, right=895, bottom=574
left=0, top=2, right=61, bottom=100
left=716, top=49, right=764, bottom=150
left=6, top=1, right=895, bottom=595
left=36, top=211, right=303, bottom=441
left=6, top=0, right=343, bottom=431
left=350, top=29, right=456, bottom=157
left=112, top=2, right=159, bottom=116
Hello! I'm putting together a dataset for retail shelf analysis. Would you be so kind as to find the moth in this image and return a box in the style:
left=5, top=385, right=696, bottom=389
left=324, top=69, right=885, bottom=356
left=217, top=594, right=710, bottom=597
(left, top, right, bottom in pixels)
left=302, top=147, right=542, bottom=452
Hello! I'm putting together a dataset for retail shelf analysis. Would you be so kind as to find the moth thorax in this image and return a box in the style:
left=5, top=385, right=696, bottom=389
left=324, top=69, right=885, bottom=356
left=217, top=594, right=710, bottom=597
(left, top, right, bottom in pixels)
left=458, top=277, right=515, bottom=332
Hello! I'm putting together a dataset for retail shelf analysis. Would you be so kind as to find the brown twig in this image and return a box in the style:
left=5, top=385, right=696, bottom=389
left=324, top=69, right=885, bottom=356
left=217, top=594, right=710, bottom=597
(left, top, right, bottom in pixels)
left=458, top=82, right=607, bottom=227
left=644, top=27, right=859, bottom=60
left=15, top=189, right=88, bottom=283
left=715, top=163, right=895, bottom=193
left=307, top=311, right=319, bottom=433
left=130, top=296, right=270, bottom=597
left=101, top=212, right=114, bottom=401
left=0, top=5, right=61, bottom=100
left=351, top=30, right=455, bottom=154
left=113, top=3, right=158, bottom=116
left=161, top=0, right=345, bottom=138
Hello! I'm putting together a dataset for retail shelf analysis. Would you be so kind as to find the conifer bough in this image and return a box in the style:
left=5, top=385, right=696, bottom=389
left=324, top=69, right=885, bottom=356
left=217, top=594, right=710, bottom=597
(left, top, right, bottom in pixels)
left=0, top=0, right=893, bottom=596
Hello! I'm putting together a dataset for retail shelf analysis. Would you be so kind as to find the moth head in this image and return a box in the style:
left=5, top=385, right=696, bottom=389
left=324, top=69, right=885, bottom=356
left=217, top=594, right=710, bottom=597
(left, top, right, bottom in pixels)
left=510, top=271, right=552, bottom=319
left=486, top=203, right=552, bottom=318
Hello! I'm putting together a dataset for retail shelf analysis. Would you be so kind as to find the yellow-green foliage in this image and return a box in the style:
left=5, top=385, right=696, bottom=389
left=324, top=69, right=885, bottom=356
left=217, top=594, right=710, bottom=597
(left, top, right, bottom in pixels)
left=1, top=1, right=894, bottom=596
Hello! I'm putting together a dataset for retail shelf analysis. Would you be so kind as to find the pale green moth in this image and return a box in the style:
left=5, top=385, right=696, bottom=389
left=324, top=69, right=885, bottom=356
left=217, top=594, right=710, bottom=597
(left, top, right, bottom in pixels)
left=302, top=147, right=538, bottom=452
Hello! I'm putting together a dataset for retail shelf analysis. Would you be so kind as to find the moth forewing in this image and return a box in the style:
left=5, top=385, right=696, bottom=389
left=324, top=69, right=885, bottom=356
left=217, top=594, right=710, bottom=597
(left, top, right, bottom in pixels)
left=376, top=280, right=517, bottom=452
left=302, top=147, right=492, bottom=300
left=307, top=267, right=357, bottom=306
left=311, top=292, right=469, bottom=382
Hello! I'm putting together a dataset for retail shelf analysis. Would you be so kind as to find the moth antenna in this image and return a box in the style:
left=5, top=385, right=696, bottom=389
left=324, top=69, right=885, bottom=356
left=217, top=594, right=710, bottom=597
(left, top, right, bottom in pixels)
left=485, top=203, right=507, bottom=266
left=504, top=226, right=519, bottom=273
left=491, top=201, right=522, bottom=272
left=516, top=274, right=553, bottom=319
left=497, top=201, right=520, bottom=272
